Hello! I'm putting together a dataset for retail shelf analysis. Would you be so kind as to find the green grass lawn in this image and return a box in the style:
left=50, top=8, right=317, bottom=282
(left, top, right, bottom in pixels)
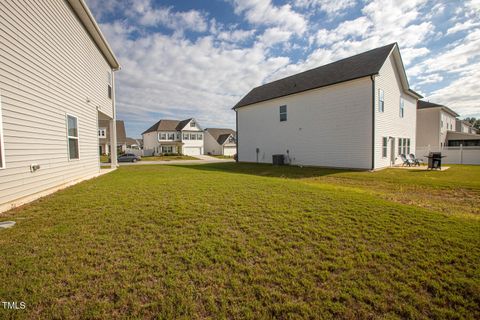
left=141, top=155, right=198, bottom=161
left=99, top=155, right=109, bottom=163
left=210, top=155, right=234, bottom=159
left=0, top=163, right=479, bottom=319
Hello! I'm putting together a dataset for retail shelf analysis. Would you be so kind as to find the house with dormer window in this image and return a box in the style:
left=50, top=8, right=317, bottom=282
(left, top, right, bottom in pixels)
left=204, top=128, right=236, bottom=156
left=142, top=118, right=204, bottom=156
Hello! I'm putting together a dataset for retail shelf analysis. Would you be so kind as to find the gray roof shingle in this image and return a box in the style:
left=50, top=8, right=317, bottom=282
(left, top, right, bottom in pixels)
left=205, top=128, right=236, bottom=145
left=233, top=43, right=397, bottom=109
left=417, top=100, right=459, bottom=117
left=142, top=118, right=193, bottom=134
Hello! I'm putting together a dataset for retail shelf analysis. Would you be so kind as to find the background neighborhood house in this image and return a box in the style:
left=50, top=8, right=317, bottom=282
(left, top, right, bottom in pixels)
left=142, top=118, right=204, bottom=156
left=98, top=120, right=126, bottom=155
left=234, top=43, right=422, bottom=170
left=204, top=128, right=236, bottom=156
left=456, top=119, right=479, bottom=135
left=0, top=0, right=120, bottom=213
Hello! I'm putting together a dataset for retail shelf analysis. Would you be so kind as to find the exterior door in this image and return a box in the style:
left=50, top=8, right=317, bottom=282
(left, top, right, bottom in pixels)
left=390, top=138, right=395, bottom=166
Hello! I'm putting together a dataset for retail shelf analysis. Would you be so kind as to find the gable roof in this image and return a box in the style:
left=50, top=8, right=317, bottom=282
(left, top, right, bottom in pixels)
left=205, top=128, right=236, bottom=145
left=417, top=100, right=459, bottom=117
left=98, top=120, right=127, bottom=143
left=234, top=43, right=421, bottom=109
left=68, top=0, right=120, bottom=69
left=142, top=118, right=193, bottom=135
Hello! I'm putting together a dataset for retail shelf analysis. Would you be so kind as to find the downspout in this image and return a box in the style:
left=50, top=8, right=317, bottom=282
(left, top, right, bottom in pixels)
left=371, top=75, right=375, bottom=171
left=235, top=108, right=239, bottom=163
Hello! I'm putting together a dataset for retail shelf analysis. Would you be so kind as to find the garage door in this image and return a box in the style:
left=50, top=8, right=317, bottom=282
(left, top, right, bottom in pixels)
left=184, top=147, right=202, bottom=156
left=223, top=146, right=236, bottom=156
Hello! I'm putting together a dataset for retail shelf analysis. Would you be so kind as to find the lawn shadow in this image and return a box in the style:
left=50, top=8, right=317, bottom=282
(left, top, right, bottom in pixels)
left=169, top=162, right=359, bottom=180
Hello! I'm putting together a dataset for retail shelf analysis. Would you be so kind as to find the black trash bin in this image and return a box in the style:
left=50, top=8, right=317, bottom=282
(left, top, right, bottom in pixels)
left=427, top=152, right=442, bottom=170
left=272, top=154, right=285, bottom=165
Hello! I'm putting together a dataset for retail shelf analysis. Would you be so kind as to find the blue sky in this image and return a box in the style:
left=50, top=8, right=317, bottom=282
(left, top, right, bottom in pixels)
left=85, top=0, right=480, bottom=138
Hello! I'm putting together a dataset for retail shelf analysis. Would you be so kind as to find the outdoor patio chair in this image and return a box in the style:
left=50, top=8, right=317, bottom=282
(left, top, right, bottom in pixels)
left=400, top=154, right=414, bottom=166
left=408, top=153, right=423, bottom=166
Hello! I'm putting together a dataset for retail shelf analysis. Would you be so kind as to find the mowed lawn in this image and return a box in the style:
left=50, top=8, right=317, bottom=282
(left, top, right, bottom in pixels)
left=0, top=164, right=479, bottom=319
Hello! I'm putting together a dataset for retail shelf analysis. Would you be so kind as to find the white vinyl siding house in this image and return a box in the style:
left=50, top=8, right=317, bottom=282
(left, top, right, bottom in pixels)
left=374, top=54, right=417, bottom=168
left=142, top=118, right=204, bottom=156
left=234, top=43, right=421, bottom=170
left=204, top=128, right=236, bottom=156
left=0, top=0, right=120, bottom=212
left=237, top=78, right=373, bottom=168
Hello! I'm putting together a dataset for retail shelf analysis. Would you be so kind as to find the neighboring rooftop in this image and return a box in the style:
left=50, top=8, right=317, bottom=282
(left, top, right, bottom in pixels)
left=142, top=119, right=193, bottom=135
left=98, top=120, right=127, bottom=143
left=205, top=128, right=236, bottom=145
left=233, top=43, right=421, bottom=109
left=417, top=100, right=460, bottom=117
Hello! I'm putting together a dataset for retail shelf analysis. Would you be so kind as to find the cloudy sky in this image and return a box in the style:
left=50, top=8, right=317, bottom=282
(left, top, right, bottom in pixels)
left=85, top=0, right=480, bottom=138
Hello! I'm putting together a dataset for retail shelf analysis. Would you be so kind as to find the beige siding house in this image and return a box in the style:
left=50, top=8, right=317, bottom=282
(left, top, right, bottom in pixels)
left=204, top=128, right=236, bottom=156
left=234, top=43, right=421, bottom=170
left=416, top=101, right=459, bottom=149
left=0, top=0, right=120, bottom=212
left=98, top=120, right=127, bottom=155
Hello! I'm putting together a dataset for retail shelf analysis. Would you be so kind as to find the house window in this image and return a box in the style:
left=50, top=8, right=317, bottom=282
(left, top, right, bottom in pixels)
left=159, top=133, right=167, bottom=140
left=398, top=138, right=403, bottom=155
left=280, top=105, right=287, bottom=122
left=67, top=115, right=79, bottom=160
left=183, top=133, right=189, bottom=140
left=0, top=91, right=5, bottom=169
left=168, top=133, right=175, bottom=140
left=399, top=97, right=404, bottom=118
left=107, top=71, right=112, bottom=99
left=190, top=121, right=196, bottom=127
left=190, top=133, right=196, bottom=140
left=228, top=136, right=235, bottom=143
left=198, top=133, right=203, bottom=140
left=98, top=128, right=106, bottom=138
left=407, top=138, right=411, bottom=154
left=382, top=137, right=387, bottom=158
left=176, top=132, right=180, bottom=140
left=378, top=89, right=384, bottom=112
left=162, top=146, right=173, bottom=153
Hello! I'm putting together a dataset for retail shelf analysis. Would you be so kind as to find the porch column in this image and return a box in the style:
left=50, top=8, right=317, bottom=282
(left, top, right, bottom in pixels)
left=109, top=119, right=118, bottom=168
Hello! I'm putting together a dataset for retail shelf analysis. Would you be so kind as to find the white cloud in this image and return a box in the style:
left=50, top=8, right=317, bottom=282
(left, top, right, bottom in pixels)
left=134, top=5, right=208, bottom=32
left=231, top=0, right=307, bottom=35
left=257, top=27, right=293, bottom=47
left=293, top=0, right=356, bottom=15
left=447, top=20, right=480, bottom=35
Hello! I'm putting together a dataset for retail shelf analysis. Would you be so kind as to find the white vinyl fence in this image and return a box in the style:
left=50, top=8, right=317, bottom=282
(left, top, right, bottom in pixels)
left=416, top=146, right=480, bottom=165
left=125, top=148, right=144, bottom=157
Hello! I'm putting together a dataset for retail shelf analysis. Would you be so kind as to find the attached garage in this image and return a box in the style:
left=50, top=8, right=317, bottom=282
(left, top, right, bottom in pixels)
left=183, top=147, right=202, bottom=156
left=223, top=146, right=236, bottom=156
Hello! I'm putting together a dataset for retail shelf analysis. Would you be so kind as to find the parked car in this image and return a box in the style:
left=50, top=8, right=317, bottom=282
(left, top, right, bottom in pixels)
left=118, top=153, right=141, bottom=163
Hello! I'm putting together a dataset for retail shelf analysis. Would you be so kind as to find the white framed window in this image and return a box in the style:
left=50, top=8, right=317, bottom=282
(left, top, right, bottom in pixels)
left=176, top=132, right=180, bottom=140
left=190, top=133, right=196, bottom=140
left=399, top=97, right=404, bottom=118
left=0, top=91, right=5, bottom=169
left=407, top=138, right=411, bottom=154
left=378, top=89, right=384, bottom=112
left=159, top=133, right=167, bottom=140
left=162, top=146, right=173, bottom=153
left=280, top=105, right=287, bottom=122
left=98, top=128, right=106, bottom=138
left=66, top=114, right=79, bottom=160
left=168, top=133, right=175, bottom=140
left=198, top=133, right=203, bottom=140
left=398, top=138, right=403, bottom=155
left=382, top=137, right=387, bottom=158
left=190, top=121, right=196, bottom=127
left=183, top=133, right=189, bottom=140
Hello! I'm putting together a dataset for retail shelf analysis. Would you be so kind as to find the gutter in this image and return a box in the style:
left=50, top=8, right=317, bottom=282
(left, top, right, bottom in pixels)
left=235, top=109, right=239, bottom=163
left=371, top=75, right=375, bottom=171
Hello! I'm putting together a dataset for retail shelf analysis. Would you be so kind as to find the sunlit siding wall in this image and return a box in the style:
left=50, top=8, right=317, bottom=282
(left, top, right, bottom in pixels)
left=374, top=55, right=417, bottom=169
left=0, top=0, right=114, bottom=210
left=237, top=78, right=373, bottom=169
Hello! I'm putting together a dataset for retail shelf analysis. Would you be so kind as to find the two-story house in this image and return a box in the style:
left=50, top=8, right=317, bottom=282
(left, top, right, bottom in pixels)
left=456, top=120, right=479, bottom=135
left=98, top=120, right=127, bottom=155
left=233, top=43, right=421, bottom=170
left=0, top=0, right=120, bottom=212
left=204, top=128, right=236, bottom=156
left=416, top=101, right=459, bottom=149
left=142, top=118, right=204, bottom=156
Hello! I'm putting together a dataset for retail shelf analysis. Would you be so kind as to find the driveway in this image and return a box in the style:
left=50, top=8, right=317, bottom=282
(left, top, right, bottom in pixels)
left=117, top=155, right=234, bottom=166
